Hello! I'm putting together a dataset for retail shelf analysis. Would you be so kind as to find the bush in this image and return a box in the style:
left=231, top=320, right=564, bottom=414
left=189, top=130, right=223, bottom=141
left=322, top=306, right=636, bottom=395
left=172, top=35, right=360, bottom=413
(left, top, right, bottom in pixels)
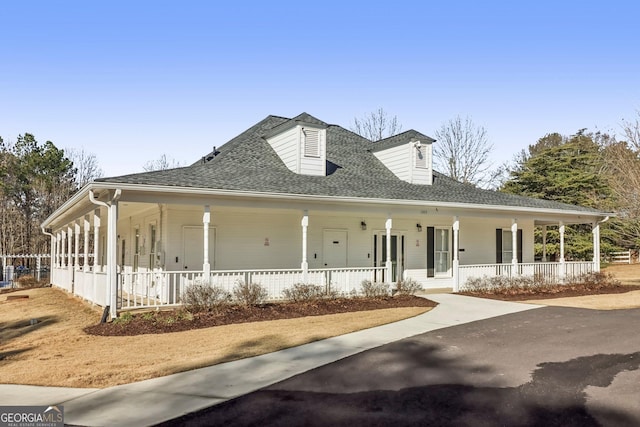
left=112, top=311, right=134, bottom=325
left=395, top=278, right=424, bottom=296
left=282, top=283, right=330, bottom=302
left=182, top=282, right=231, bottom=313
left=233, top=280, right=268, bottom=306
left=360, top=280, right=390, bottom=298
left=16, top=275, right=40, bottom=288
left=566, top=271, right=620, bottom=288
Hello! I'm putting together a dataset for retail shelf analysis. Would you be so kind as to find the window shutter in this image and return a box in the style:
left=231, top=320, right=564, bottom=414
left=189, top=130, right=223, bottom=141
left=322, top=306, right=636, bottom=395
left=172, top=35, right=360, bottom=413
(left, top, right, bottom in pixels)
left=427, top=227, right=435, bottom=277
left=304, top=129, right=320, bottom=157
left=415, top=146, right=427, bottom=168
left=517, top=229, right=523, bottom=263
left=496, top=229, right=503, bottom=264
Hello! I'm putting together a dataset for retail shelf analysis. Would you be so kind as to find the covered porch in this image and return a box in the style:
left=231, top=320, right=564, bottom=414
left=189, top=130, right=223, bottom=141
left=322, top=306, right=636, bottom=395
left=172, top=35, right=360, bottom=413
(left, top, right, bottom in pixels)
left=43, top=185, right=606, bottom=318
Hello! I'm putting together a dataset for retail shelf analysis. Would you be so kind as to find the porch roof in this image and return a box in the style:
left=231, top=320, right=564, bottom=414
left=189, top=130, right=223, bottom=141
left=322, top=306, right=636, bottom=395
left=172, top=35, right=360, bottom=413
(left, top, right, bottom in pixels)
left=93, top=114, right=603, bottom=215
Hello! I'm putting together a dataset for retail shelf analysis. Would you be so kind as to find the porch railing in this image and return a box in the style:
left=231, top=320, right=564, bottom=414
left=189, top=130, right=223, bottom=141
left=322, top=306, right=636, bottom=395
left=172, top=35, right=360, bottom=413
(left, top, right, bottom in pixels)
left=458, top=261, right=595, bottom=291
left=117, top=266, right=387, bottom=311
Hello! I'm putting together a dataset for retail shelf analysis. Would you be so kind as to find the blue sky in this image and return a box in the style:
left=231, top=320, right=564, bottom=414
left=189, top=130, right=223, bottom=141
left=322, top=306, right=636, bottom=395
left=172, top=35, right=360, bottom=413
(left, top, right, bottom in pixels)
left=1, top=1, right=638, bottom=177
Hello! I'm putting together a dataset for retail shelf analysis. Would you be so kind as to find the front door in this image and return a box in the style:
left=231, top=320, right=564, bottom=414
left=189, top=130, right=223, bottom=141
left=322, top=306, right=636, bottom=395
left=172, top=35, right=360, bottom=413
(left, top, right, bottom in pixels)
left=374, top=233, right=405, bottom=282
left=322, top=230, right=347, bottom=268
left=182, top=226, right=215, bottom=271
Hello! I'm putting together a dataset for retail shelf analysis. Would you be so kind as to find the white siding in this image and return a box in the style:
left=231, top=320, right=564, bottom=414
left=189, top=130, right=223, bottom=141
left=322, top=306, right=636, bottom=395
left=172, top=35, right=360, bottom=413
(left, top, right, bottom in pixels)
left=458, top=218, right=535, bottom=265
left=266, top=126, right=299, bottom=172
left=374, top=141, right=433, bottom=185
left=116, top=206, right=161, bottom=272
left=267, top=125, right=326, bottom=176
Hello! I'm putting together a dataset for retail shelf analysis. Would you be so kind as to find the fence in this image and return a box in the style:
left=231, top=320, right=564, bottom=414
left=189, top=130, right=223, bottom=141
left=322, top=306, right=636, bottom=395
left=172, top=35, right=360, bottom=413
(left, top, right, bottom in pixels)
left=0, top=254, right=51, bottom=287
left=609, top=250, right=632, bottom=264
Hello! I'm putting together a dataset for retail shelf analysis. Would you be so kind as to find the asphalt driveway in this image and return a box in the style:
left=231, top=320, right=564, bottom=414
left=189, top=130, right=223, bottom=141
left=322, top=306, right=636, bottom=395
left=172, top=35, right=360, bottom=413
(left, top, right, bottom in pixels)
left=163, top=306, right=640, bottom=426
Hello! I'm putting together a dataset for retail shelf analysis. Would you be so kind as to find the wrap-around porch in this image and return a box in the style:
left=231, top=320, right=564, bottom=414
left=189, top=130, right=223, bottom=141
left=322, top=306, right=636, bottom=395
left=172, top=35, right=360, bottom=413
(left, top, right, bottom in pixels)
left=47, top=196, right=602, bottom=317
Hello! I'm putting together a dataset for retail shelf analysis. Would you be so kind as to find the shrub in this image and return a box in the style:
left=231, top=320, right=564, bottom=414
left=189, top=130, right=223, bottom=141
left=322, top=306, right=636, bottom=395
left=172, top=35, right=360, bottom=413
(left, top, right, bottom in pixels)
left=233, top=280, right=268, bottom=306
left=395, top=278, right=424, bottom=296
left=16, top=275, right=39, bottom=288
left=112, top=311, right=134, bottom=325
left=282, top=283, right=327, bottom=302
left=360, top=280, right=390, bottom=298
left=566, top=271, right=620, bottom=288
left=182, top=282, right=231, bottom=313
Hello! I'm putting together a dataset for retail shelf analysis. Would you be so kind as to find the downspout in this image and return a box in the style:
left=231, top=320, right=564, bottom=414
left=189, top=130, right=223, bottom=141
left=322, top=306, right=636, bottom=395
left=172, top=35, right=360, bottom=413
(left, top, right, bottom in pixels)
left=41, top=227, right=54, bottom=284
left=89, top=189, right=122, bottom=319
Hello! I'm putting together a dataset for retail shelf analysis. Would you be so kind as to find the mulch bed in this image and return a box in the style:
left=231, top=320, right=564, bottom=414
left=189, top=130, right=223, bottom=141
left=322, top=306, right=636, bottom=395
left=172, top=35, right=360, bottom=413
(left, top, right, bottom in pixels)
left=85, top=295, right=437, bottom=337
left=460, top=283, right=640, bottom=301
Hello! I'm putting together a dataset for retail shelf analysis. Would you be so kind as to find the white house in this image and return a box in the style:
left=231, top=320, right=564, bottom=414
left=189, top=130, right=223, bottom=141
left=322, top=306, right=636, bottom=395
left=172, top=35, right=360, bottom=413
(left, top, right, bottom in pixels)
left=41, top=113, right=609, bottom=319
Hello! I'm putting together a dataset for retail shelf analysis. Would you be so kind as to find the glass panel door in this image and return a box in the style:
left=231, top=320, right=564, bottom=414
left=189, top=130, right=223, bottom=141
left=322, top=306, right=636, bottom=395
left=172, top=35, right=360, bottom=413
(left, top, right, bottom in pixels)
left=435, top=228, right=450, bottom=275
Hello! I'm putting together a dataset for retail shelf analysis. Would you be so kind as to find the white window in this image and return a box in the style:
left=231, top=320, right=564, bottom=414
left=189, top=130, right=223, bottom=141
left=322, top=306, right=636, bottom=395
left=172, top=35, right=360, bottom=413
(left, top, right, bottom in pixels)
left=502, top=230, right=513, bottom=263
left=415, top=146, right=427, bottom=169
left=303, top=128, right=320, bottom=158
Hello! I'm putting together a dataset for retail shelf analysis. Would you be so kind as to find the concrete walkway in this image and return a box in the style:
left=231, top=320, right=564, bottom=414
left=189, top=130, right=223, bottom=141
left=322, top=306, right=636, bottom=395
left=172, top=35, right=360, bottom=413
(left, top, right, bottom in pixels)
left=0, top=294, right=542, bottom=426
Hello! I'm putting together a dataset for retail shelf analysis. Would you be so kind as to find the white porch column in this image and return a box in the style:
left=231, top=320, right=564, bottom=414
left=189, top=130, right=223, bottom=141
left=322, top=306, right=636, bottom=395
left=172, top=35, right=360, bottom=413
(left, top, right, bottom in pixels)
left=60, top=231, right=66, bottom=267
left=74, top=222, right=81, bottom=271
left=452, top=216, right=460, bottom=292
left=559, top=221, right=566, bottom=280
left=511, top=219, right=518, bottom=272
left=93, top=210, right=101, bottom=271
left=67, top=226, right=73, bottom=270
left=542, top=225, right=547, bottom=262
left=385, top=216, right=393, bottom=283
left=203, top=205, right=211, bottom=277
left=83, top=216, right=90, bottom=272
left=592, top=222, right=600, bottom=272
left=301, top=210, right=309, bottom=282
left=55, top=232, right=61, bottom=268
left=93, top=210, right=101, bottom=304
left=106, top=198, right=119, bottom=319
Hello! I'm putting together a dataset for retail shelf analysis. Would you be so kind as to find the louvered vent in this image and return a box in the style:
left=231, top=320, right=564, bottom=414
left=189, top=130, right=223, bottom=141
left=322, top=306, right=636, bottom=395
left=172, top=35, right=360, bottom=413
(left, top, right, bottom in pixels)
left=415, top=146, right=427, bottom=168
left=304, top=129, right=320, bottom=158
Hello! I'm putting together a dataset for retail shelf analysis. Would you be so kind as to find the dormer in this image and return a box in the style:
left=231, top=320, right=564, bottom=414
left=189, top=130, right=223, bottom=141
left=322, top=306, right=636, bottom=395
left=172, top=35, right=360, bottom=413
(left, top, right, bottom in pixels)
left=265, top=113, right=327, bottom=176
left=372, top=130, right=435, bottom=185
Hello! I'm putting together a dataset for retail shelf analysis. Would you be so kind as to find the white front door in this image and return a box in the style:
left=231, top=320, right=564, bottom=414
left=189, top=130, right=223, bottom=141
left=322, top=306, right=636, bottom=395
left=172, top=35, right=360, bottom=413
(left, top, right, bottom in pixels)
left=374, top=233, right=405, bottom=282
left=322, top=230, right=347, bottom=268
left=183, top=226, right=215, bottom=271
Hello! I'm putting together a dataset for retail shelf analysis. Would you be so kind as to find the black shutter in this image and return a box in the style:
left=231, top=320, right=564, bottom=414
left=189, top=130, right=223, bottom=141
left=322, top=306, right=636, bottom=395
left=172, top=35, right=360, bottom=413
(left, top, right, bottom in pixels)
left=427, top=227, right=434, bottom=277
left=517, top=229, right=523, bottom=263
left=496, top=229, right=503, bottom=264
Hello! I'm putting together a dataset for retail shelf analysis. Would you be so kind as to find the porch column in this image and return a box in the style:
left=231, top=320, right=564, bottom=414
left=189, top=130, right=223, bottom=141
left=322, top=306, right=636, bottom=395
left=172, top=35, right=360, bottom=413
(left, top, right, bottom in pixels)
left=452, top=216, right=460, bottom=292
left=542, top=226, right=547, bottom=262
left=67, top=226, right=73, bottom=270
left=592, top=222, right=600, bottom=272
left=203, top=205, right=211, bottom=277
left=301, top=210, right=309, bottom=282
left=60, top=231, right=66, bottom=267
left=385, top=216, right=392, bottom=283
left=511, top=219, right=518, bottom=271
left=93, top=210, right=101, bottom=304
left=74, top=222, right=81, bottom=271
left=559, top=221, right=566, bottom=280
left=106, top=195, right=120, bottom=319
left=83, top=215, right=90, bottom=272
left=55, top=232, right=61, bottom=267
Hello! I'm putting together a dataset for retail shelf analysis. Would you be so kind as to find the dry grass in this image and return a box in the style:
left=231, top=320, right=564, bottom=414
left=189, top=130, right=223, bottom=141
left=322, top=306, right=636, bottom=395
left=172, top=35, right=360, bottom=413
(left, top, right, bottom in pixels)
left=0, top=287, right=431, bottom=388
left=524, top=290, right=640, bottom=310
left=523, top=264, right=640, bottom=310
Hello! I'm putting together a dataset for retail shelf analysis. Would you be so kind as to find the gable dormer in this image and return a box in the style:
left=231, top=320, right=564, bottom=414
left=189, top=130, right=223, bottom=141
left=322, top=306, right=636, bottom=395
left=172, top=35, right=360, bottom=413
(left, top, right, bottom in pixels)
left=372, top=130, right=435, bottom=185
left=265, top=113, right=327, bottom=176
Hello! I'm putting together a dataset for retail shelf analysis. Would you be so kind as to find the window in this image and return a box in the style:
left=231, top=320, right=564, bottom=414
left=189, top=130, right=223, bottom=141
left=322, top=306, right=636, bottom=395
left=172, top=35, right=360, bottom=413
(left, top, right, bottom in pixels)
left=415, top=146, right=427, bottom=169
left=133, top=227, right=140, bottom=271
left=149, top=224, right=157, bottom=268
left=427, top=226, right=451, bottom=277
left=496, top=228, right=522, bottom=263
left=303, top=128, right=320, bottom=158
left=502, top=230, right=513, bottom=263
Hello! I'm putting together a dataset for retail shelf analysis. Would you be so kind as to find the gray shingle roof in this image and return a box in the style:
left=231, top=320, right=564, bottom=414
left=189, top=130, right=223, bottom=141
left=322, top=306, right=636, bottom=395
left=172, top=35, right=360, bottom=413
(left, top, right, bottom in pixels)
left=371, top=129, right=436, bottom=152
left=96, top=113, right=601, bottom=214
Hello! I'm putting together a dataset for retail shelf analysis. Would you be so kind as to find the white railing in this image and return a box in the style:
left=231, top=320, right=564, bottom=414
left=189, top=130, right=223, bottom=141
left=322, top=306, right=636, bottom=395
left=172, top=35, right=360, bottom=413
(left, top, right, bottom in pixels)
left=117, top=266, right=389, bottom=311
left=52, top=267, right=73, bottom=292
left=458, top=261, right=595, bottom=291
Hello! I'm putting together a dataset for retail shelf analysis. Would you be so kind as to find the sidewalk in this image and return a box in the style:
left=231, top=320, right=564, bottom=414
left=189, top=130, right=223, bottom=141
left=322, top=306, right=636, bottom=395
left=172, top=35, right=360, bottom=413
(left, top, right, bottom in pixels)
left=0, top=294, right=542, bottom=426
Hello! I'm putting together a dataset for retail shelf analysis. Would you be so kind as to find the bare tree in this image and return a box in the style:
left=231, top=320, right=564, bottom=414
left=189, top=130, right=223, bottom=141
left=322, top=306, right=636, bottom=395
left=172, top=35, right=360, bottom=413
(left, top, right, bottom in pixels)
left=143, top=154, right=184, bottom=172
left=351, top=108, right=403, bottom=141
left=66, top=147, right=103, bottom=187
left=433, top=115, right=497, bottom=187
left=622, top=111, right=640, bottom=151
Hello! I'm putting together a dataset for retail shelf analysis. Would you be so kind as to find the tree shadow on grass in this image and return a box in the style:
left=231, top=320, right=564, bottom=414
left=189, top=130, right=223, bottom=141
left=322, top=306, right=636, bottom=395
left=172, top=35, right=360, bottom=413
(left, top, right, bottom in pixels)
left=165, top=350, right=640, bottom=427
left=0, top=315, right=60, bottom=344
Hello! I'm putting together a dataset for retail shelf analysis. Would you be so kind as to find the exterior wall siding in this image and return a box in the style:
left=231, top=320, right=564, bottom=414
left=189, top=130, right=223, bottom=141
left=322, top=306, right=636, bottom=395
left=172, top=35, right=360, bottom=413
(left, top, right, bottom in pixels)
left=266, top=126, right=298, bottom=172
left=374, top=142, right=433, bottom=185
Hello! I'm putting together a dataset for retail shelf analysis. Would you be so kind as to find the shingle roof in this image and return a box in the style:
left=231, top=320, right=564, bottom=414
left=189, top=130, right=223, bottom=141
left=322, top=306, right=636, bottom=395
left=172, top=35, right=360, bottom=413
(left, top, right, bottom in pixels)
left=371, top=129, right=436, bottom=152
left=96, top=113, right=601, bottom=214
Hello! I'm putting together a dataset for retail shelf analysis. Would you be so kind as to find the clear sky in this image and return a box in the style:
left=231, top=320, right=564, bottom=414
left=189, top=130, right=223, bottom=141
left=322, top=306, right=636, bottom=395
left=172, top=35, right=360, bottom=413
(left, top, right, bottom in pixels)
left=1, top=1, right=638, bottom=177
